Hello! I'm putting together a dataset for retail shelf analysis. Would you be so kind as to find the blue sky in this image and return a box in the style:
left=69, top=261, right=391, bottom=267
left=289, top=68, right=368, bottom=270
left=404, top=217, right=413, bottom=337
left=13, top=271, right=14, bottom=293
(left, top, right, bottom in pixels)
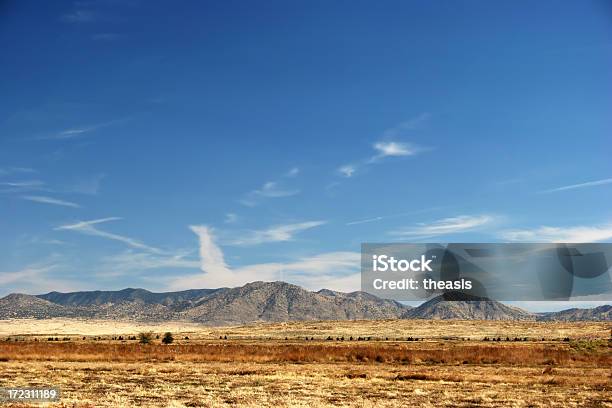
left=1, top=1, right=611, bottom=310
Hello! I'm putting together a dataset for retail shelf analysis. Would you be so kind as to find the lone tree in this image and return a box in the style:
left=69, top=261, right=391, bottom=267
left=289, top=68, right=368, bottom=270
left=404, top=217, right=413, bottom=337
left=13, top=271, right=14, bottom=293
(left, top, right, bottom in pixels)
left=138, top=331, right=154, bottom=344
left=162, top=332, right=174, bottom=345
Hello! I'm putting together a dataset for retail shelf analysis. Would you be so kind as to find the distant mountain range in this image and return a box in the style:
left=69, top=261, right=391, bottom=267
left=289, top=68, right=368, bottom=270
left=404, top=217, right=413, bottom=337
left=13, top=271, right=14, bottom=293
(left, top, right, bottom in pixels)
left=0, top=281, right=609, bottom=323
left=536, top=304, right=611, bottom=322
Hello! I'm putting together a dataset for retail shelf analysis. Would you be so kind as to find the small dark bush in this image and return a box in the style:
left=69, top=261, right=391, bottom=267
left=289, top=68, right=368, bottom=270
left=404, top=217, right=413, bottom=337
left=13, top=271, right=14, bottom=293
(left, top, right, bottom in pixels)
left=138, top=332, right=154, bottom=344
left=395, top=374, right=428, bottom=381
left=162, top=332, right=174, bottom=345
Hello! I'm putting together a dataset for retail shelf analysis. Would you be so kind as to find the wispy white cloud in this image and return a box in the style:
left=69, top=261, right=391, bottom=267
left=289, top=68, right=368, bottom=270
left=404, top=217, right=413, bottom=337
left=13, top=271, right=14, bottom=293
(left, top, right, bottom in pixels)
left=369, top=141, right=420, bottom=162
left=338, top=122, right=429, bottom=178
left=225, top=221, right=327, bottom=246
left=346, top=207, right=448, bottom=226
left=171, top=226, right=360, bottom=291
left=391, top=215, right=494, bottom=239
left=55, top=217, right=163, bottom=253
left=346, top=216, right=384, bottom=226
left=240, top=181, right=300, bottom=206
left=56, top=217, right=121, bottom=229
left=0, top=180, right=46, bottom=194
left=0, top=180, right=45, bottom=188
left=541, top=177, right=612, bottom=193
left=240, top=167, right=301, bottom=205
left=256, top=181, right=299, bottom=198
left=338, top=165, right=356, bottom=178
left=0, top=167, right=36, bottom=177
left=0, top=261, right=85, bottom=296
left=0, top=264, right=58, bottom=286
left=51, top=126, right=96, bottom=140
left=58, top=127, right=95, bottom=138
left=189, top=226, right=231, bottom=277
left=16, top=234, right=69, bottom=247
left=381, top=113, right=431, bottom=139
left=262, top=252, right=361, bottom=292
left=501, top=223, right=612, bottom=243
left=98, top=250, right=200, bottom=277
left=1, top=174, right=103, bottom=196
left=36, top=119, right=127, bottom=141
left=22, top=195, right=81, bottom=208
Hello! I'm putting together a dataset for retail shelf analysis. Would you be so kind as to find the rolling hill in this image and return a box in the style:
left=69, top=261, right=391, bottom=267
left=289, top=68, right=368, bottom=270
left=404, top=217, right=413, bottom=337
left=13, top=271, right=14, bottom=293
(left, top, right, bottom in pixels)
left=403, top=292, right=535, bottom=321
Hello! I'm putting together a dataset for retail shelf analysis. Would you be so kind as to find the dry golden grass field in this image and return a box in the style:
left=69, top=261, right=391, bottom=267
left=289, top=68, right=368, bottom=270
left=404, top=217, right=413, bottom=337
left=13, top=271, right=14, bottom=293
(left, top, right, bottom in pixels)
left=0, top=319, right=610, bottom=407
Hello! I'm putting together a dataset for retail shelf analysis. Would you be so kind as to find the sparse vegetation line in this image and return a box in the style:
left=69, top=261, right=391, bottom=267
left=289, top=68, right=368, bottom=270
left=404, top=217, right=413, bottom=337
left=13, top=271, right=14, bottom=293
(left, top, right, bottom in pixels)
left=0, top=341, right=609, bottom=366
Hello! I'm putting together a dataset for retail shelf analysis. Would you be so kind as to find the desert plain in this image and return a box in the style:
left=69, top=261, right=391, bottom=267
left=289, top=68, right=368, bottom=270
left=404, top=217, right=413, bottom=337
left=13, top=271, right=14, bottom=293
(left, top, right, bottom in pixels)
left=0, top=319, right=610, bottom=407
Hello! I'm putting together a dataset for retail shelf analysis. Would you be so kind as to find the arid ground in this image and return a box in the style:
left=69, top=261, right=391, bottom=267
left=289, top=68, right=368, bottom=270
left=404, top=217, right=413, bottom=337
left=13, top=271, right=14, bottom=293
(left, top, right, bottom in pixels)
left=0, top=319, right=610, bottom=407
